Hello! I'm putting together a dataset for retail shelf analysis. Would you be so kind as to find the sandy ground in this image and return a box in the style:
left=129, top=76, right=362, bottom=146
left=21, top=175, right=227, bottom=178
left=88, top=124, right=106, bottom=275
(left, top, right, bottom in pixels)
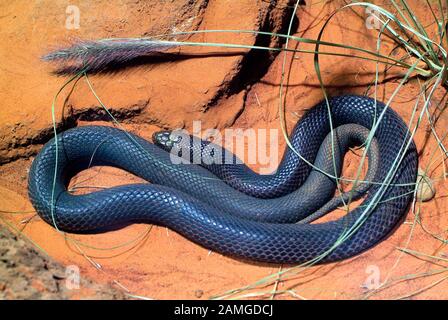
left=1, top=0, right=448, bottom=299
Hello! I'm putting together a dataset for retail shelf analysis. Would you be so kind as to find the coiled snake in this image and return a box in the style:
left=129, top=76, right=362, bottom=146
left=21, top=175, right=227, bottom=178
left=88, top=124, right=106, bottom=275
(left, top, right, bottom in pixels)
left=28, top=95, right=417, bottom=264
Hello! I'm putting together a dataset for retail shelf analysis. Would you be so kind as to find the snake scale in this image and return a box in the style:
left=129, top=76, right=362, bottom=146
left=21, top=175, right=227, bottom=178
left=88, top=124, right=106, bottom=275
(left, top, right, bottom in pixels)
left=28, top=95, right=418, bottom=264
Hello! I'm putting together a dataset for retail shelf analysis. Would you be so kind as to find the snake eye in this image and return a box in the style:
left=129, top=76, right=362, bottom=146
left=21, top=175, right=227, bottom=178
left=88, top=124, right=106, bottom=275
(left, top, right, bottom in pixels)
left=170, top=133, right=182, bottom=144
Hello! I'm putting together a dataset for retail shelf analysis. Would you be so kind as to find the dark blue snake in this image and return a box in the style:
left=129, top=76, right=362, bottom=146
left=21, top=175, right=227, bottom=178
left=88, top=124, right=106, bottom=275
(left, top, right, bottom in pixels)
left=28, top=95, right=417, bottom=264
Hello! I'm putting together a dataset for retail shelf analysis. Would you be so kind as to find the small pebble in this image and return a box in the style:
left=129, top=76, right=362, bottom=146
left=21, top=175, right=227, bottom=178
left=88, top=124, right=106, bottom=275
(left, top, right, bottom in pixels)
left=194, top=289, right=204, bottom=298
left=415, top=168, right=435, bottom=202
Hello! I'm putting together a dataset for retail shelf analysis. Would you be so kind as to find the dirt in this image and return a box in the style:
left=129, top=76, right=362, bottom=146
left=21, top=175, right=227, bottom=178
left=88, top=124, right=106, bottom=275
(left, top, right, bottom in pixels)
left=0, top=0, right=289, bottom=164
left=0, top=224, right=126, bottom=299
left=1, top=0, right=448, bottom=300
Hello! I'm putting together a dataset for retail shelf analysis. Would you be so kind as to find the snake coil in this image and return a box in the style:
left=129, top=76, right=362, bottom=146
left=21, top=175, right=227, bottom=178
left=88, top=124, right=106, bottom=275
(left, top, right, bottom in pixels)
left=28, top=95, right=417, bottom=264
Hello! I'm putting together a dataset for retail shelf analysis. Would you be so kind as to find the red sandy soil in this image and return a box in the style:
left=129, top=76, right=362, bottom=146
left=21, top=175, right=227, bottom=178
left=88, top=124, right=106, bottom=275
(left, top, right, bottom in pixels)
left=1, top=0, right=448, bottom=299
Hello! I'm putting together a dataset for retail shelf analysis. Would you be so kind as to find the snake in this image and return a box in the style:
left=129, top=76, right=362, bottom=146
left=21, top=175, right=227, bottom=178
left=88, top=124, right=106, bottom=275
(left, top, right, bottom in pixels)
left=28, top=95, right=418, bottom=264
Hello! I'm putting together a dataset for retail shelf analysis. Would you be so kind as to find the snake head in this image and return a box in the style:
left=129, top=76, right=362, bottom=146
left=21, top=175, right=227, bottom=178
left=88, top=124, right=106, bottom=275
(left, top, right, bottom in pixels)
left=152, top=130, right=183, bottom=152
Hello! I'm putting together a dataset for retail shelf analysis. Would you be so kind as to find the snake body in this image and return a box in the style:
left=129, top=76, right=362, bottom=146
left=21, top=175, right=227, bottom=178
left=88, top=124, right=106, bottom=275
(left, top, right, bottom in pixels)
left=28, top=95, right=417, bottom=264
